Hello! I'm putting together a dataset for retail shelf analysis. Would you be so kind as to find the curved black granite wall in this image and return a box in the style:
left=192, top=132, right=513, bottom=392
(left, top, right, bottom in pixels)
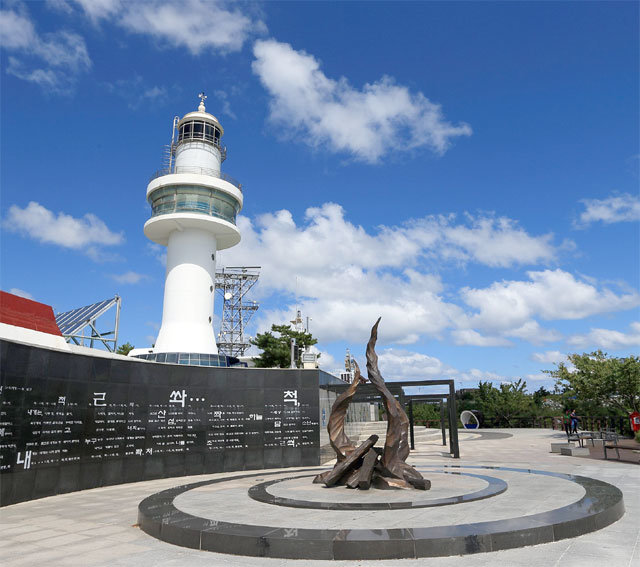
left=0, top=339, right=332, bottom=506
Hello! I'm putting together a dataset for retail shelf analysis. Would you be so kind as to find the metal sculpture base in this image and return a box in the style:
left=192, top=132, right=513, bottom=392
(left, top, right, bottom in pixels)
left=314, top=318, right=430, bottom=491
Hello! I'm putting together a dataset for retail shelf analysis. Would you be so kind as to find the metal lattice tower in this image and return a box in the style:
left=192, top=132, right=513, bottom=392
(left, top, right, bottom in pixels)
left=215, top=266, right=260, bottom=357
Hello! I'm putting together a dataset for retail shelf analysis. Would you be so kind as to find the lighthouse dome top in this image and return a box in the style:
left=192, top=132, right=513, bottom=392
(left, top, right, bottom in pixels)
left=177, top=93, right=224, bottom=135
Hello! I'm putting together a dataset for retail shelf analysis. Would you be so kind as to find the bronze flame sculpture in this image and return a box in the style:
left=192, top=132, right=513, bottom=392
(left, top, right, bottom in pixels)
left=314, top=318, right=430, bottom=490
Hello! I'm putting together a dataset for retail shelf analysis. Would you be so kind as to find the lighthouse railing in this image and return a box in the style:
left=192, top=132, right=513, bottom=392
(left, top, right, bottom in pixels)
left=149, top=166, right=242, bottom=191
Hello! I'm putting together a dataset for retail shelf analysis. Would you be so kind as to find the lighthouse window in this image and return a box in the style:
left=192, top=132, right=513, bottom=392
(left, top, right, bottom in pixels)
left=149, top=185, right=240, bottom=225
left=178, top=120, right=222, bottom=146
left=195, top=198, right=210, bottom=213
left=174, top=193, right=189, bottom=211
left=193, top=186, right=212, bottom=196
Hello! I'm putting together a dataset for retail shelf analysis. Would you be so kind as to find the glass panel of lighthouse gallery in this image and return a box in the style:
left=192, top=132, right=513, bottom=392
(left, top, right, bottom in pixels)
left=179, top=122, right=190, bottom=141
left=148, top=185, right=240, bottom=224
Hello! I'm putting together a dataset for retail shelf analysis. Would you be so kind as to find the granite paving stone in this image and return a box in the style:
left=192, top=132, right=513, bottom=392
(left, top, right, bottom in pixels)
left=1, top=542, right=42, bottom=559
left=36, top=532, right=92, bottom=547
left=7, top=547, right=72, bottom=565
left=1, top=429, right=638, bottom=566
left=10, top=528, right=68, bottom=542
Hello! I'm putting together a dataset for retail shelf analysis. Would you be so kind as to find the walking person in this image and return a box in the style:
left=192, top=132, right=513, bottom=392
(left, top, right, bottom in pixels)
left=570, top=409, right=580, bottom=435
left=563, top=409, right=572, bottom=438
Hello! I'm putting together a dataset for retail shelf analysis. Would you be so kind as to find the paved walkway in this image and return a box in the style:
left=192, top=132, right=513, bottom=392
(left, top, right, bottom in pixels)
left=1, top=429, right=638, bottom=567
left=583, top=438, right=640, bottom=464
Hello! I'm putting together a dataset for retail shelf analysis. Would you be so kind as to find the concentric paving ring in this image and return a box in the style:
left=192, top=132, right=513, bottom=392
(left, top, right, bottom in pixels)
left=247, top=470, right=507, bottom=510
left=138, top=465, right=625, bottom=560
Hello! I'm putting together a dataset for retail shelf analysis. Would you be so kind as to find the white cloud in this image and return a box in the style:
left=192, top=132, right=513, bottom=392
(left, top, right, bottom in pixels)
left=567, top=322, right=640, bottom=351
left=148, top=243, right=167, bottom=267
left=451, top=329, right=511, bottom=347
left=524, top=373, right=551, bottom=382
left=213, top=89, right=236, bottom=120
left=457, top=368, right=505, bottom=383
left=252, top=39, right=471, bottom=163
left=240, top=214, right=495, bottom=344
left=505, top=321, right=562, bottom=345
left=452, top=321, right=561, bottom=348
left=110, top=271, right=149, bottom=285
left=530, top=350, right=567, bottom=364
left=105, top=75, right=168, bottom=109
left=72, top=0, right=120, bottom=22
left=9, top=288, right=34, bottom=300
left=234, top=204, right=562, bottom=276
left=313, top=348, right=336, bottom=372
left=144, top=86, right=167, bottom=101
left=0, top=4, right=91, bottom=94
left=415, top=215, right=562, bottom=268
left=461, top=269, right=640, bottom=335
left=576, top=192, right=640, bottom=227
left=73, top=0, right=265, bottom=54
left=4, top=201, right=124, bottom=259
left=224, top=205, right=453, bottom=344
left=377, top=348, right=453, bottom=379
left=223, top=204, right=619, bottom=346
left=0, top=5, right=35, bottom=49
left=45, top=0, right=74, bottom=15
left=374, top=348, right=506, bottom=385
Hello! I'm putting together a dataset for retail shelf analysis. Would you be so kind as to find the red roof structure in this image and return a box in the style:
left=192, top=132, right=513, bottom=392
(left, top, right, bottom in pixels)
left=0, top=291, right=62, bottom=336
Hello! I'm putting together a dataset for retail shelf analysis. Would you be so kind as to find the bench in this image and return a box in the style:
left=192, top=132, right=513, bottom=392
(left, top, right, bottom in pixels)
left=566, top=434, right=582, bottom=445
left=604, top=444, right=640, bottom=460
left=574, top=430, right=619, bottom=446
left=566, top=433, right=596, bottom=448
left=577, top=432, right=597, bottom=446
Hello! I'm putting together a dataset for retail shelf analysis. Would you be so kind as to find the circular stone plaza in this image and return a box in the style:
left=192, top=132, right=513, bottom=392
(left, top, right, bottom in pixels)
left=2, top=428, right=638, bottom=567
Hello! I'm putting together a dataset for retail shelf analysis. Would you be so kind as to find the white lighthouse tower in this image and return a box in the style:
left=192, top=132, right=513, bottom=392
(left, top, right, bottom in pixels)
left=138, top=94, right=243, bottom=364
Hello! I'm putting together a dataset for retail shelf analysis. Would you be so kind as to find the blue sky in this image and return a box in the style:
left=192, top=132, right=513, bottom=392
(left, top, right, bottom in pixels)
left=1, top=0, right=638, bottom=390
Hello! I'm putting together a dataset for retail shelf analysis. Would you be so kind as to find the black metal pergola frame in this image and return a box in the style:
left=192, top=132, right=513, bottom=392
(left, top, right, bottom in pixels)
left=321, top=379, right=459, bottom=459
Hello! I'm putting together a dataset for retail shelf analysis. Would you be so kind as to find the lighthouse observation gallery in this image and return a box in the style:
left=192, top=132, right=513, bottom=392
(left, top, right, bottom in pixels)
left=135, top=95, right=243, bottom=364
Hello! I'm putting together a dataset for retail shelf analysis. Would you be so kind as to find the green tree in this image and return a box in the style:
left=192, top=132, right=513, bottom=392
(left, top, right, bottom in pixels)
left=250, top=324, right=318, bottom=368
left=456, top=388, right=482, bottom=414
left=546, top=351, right=640, bottom=414
left=532, top=386, right=551, bottom=407
left=476, top=379, right=532, bottom=427
left=412, top=403, right=441, bottom=425
left=116, top=342, right=134, bottom=356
